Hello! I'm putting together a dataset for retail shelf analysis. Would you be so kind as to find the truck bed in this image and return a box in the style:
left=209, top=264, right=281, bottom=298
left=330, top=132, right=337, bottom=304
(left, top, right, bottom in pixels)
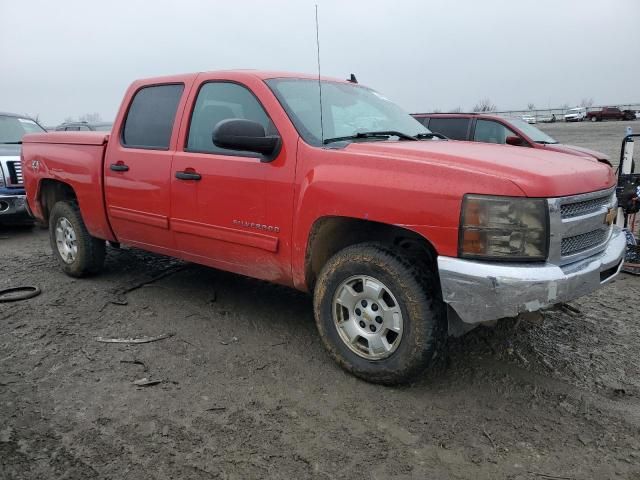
left=21, top=132, right=116, bottom=241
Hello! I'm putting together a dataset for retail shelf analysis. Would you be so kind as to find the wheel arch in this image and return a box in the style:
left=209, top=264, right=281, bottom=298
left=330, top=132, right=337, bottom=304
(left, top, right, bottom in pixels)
left=304, top=216, right=439, bottom=291
left=37, top=179, right=78, bottom=223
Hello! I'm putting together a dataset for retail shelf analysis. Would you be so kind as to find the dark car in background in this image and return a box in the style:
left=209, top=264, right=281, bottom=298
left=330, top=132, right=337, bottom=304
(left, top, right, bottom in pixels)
left=0, top=112, right=47, bottom=222
left=585, top=107, right=636, bottom=122
left=55, top=121, right=112, bottom=131
left=412, top=113, right=612, bottom=165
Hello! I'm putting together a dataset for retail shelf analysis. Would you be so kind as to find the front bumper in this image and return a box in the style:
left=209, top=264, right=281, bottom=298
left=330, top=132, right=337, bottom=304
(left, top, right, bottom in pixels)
left=0, top=193, right=28, bottom=218
left=438, top=226, right=627, bottom=324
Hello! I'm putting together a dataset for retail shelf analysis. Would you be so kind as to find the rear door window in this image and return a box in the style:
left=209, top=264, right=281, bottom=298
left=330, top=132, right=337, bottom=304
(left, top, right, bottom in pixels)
left=473, top=119, right=517, bottom=144
left=426, top=118, right=470, bottom=140
left=122, top=84, right=184, bottom=149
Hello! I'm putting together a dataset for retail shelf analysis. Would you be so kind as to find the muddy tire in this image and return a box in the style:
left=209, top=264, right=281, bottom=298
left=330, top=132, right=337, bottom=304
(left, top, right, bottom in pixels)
left=49, top=201, right=106, bottom=277
left=313, top=243, right=445, bottom=385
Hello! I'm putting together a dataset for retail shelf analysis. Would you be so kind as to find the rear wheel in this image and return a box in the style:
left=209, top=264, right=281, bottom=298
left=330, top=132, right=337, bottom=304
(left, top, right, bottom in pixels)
left=49, top=201, right=105, bottom=277
left=591, top=116, right=598, bottom=122
left=313, top=243, right=445, bottom=384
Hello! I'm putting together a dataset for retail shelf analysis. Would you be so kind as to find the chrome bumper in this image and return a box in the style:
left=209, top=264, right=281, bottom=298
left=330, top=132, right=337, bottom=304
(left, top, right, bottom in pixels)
left=438, top=226, right=627, bottom=324
left=0, top=194, right=28, bottom=217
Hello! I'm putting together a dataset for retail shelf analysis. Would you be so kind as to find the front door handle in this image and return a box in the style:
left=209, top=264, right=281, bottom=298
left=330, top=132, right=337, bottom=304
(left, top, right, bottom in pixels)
left=175, top=170, right=202, bottom=181
left=110, top=162, right=129, bottom=172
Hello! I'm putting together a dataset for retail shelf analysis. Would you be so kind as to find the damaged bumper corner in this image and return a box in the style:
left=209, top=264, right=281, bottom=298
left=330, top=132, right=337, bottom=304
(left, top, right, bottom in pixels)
left=0, top=193, right=28, bottom=218
left=438, top=226, right=627, bottom=324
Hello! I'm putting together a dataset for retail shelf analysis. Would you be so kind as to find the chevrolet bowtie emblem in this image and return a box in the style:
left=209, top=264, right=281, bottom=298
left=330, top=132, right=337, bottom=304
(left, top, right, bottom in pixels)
left=604, top=207, right=617, bottom=226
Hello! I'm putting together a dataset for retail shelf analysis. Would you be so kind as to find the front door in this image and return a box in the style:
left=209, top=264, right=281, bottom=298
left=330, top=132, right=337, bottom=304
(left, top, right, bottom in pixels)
left=104, top=83, right=187, bottom=253
left=170, top=78, right=295, bottom=284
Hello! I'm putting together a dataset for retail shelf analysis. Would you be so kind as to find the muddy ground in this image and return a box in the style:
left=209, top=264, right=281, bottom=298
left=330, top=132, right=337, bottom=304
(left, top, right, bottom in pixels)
left=2, top=122, right=640, bottom=479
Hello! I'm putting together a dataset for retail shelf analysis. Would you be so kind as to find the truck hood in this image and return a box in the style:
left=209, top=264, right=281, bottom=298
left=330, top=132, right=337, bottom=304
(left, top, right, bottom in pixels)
left=344, top=140, right=615, bottom=197
left=540, top=143, right=609, bottom=162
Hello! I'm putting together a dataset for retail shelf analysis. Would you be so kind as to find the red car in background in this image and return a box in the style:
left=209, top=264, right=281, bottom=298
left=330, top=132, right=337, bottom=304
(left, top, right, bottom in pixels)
left=585, top=107, right=636, bottom=122
left=412, top=113, right=612, bottom=166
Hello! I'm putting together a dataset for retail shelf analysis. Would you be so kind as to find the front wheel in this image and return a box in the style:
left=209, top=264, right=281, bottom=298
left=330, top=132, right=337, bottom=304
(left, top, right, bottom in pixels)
left=49, top=201, right=106, bottom=277
left=313, top=243, right=445, bottom=384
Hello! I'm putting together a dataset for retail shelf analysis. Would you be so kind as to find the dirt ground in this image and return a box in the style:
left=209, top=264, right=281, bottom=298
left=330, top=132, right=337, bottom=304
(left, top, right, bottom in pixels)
left=2, top=122, right=640, bottom=480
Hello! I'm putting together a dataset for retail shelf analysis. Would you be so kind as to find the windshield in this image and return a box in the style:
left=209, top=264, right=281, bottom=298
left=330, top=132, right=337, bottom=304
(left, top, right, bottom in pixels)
left=266, top=78, right=430, bottom=146
left=0, top=115, right=46, bottom=143
left=567, top=108, right=583, bottom=113
left=94, top=124, right=113, bottom=131
left=504, top=117, right=557, bottom=144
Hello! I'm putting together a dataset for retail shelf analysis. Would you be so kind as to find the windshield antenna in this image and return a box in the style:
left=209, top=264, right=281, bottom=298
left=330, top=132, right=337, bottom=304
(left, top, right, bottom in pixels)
left=315, top=4, right=324, bottom=145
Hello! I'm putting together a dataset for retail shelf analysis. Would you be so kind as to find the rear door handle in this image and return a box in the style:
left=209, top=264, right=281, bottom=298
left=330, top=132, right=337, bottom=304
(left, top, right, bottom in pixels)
left=110, top=163, right=129, bottom=172
left=175, top=170, right=201, bottom=181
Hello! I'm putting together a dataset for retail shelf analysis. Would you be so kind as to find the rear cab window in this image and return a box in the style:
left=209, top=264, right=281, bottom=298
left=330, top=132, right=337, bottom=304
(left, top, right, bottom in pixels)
left=426, top=117, right=470, bottom=140
left=122, top=84, right=184, bottom=149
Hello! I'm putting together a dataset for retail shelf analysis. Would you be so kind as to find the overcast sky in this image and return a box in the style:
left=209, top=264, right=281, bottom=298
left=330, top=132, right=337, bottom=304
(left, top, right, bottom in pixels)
left=1, top=0, right=639, bottom=125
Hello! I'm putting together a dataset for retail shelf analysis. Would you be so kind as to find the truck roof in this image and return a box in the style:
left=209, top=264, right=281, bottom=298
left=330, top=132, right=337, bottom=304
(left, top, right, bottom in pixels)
left=130, top=70, right=351, bottom=86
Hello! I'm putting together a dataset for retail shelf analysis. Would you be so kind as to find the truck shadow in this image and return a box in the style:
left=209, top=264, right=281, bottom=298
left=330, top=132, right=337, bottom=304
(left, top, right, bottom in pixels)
left=98, top=246, right=541, bottom=383
left=0, top=222, right=38, bottom=236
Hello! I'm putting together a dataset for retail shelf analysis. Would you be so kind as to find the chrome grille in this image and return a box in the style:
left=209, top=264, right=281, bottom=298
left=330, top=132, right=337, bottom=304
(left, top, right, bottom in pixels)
left=8, top=161, right=24, bottom=186
left=561, top=228, right=608, bottom=256
left=548, top=187, right=616, bottom=266
left=561, top=195, right=610, bottom=219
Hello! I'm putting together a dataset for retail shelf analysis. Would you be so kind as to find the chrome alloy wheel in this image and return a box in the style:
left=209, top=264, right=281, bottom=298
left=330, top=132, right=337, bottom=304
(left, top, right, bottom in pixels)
left=55, top=217, right=78, bottom=264
left=332, top=275, right=404, bottom=360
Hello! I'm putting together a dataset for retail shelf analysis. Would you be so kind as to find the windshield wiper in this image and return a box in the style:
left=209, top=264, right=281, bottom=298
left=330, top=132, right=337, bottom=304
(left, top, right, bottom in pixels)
left=1, top=141, right=22, bottom=144
left=535, top=141, right=558, bottom=145
left=415, top=132, right=448, bottom=140
left=323, top=130, right=417, bottom=145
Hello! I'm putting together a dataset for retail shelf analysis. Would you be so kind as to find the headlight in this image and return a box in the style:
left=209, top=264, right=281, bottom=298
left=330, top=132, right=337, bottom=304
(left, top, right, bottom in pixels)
left=459, top=194, right=548, bottom=261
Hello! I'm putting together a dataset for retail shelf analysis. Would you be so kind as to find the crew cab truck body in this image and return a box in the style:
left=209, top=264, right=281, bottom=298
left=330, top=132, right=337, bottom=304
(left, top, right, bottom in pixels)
left=586, top=106, right=636, bottom=122
left=22, top=71, right=627, bottom=384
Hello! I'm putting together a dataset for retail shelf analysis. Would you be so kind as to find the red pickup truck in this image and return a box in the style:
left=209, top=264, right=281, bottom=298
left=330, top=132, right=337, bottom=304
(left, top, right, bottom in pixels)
left=586, top=106, right=636, bottom=122
left=22, top=71, right=626, bottom=384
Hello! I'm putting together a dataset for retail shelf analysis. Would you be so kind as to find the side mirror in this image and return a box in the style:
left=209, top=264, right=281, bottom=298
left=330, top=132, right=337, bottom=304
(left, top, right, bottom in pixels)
left=506, top=135, right=525, bottom=146
left=212, top=119, right=281, bottom=161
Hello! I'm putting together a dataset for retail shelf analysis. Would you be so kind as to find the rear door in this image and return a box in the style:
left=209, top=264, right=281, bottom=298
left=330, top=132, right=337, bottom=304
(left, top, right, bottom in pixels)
left=104, top=80, right=192, bottom=253
left=604, top=108, right=619, bottom=120
left=425, top=117, right=471, bottom=140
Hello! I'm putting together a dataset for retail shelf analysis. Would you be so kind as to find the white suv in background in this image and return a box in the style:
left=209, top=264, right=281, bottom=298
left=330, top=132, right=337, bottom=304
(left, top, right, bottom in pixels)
left=564, top=107, right=586, bottom=122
